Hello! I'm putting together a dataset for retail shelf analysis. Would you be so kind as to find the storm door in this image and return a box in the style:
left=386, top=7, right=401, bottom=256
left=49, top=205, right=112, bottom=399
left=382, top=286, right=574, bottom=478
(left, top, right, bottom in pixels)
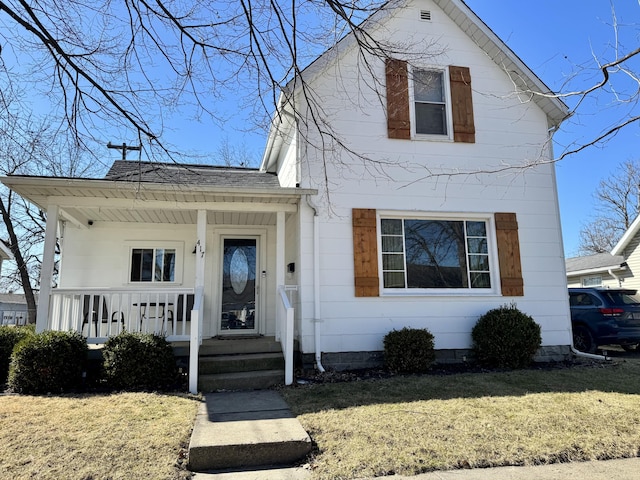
left=220, top=238, right=258, bottom=333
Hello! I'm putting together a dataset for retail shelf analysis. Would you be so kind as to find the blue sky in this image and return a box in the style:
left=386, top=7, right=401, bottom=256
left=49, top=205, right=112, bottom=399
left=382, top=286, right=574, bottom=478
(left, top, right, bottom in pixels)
left=106, top=0, right=638, bottom=258
left=465, top=1, right=640, bottom=257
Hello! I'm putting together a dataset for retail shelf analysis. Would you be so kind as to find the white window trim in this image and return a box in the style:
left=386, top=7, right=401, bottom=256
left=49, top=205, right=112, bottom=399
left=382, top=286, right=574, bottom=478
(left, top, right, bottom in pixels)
left=123, top=240, right=184, bottom=286
left=409, top=66, right=454, bottom=141
left=377, top=211, right=500, bottom=296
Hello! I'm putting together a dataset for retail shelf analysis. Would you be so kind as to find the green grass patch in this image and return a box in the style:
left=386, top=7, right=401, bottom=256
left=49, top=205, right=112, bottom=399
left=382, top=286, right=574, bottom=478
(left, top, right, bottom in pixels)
left=0, top=392, right=200, bottom=480
left=281, top=361, right=640, bottom=479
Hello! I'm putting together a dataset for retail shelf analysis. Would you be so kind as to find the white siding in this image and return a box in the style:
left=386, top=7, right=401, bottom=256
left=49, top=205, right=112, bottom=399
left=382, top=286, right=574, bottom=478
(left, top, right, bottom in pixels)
left=293, top=0, right=571, bottom=354
left=619, top=235, right=640, bottom=291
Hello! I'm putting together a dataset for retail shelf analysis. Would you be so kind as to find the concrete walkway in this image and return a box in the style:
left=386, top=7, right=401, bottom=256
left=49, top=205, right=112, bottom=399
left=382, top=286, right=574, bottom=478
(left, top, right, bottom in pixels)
left=189, top=390, right=312, bottom=475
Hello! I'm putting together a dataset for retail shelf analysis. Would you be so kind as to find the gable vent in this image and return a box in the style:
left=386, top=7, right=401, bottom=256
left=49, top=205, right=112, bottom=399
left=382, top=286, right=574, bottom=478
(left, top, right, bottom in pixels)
left=420, top=10, right=431, bottom=21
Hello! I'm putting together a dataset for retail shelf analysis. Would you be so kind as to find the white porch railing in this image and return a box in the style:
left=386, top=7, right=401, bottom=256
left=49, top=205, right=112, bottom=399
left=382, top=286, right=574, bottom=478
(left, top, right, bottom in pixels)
left=48, top=288, right=195, bottom=344
left=276, top=285, right=296, bottom=386
left=188, top=286, right=204, bottom=394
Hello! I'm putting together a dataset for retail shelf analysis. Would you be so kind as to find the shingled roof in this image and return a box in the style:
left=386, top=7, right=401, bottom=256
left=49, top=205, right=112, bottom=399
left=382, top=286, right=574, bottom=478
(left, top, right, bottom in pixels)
left=105, top=160, right=281, bottom=189
left=565, top=252, right=626, bottom=274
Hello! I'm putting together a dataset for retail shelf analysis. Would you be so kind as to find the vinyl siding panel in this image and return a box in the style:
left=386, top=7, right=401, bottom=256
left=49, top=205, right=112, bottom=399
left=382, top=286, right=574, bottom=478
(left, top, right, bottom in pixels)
left=294, top=0, right=570, bottom=354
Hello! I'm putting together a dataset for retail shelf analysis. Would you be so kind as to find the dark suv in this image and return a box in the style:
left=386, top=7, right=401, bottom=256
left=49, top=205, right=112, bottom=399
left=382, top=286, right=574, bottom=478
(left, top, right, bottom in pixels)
left=569, top=287, right=640, bottom=353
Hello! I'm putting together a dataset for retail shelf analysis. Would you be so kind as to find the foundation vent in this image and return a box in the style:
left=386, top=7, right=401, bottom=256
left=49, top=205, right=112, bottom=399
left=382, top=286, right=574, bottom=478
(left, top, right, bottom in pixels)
left=420, top=10, right=432, bottom=21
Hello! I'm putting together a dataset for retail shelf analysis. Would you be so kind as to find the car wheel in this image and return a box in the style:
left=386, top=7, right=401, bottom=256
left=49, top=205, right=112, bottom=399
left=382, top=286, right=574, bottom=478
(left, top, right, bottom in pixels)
left=573, top=325, right=597, bottom=353
left=621, top=344, right=639, bottom=352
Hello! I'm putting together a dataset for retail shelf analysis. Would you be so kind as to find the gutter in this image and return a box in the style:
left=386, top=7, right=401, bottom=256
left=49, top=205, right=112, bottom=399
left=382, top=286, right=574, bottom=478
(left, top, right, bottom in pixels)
left=608, top=268, right=623, bottom=288
left=306, top=194, right=325, bottom=373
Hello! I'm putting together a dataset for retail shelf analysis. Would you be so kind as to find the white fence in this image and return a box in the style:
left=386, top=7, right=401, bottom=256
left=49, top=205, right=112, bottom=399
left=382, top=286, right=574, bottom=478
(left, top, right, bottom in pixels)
left=48, top=288, right=195, bottom=343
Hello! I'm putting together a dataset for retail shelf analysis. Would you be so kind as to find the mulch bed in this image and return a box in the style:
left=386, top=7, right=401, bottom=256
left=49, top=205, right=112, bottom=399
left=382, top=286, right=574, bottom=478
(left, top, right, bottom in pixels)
left=294, top=357, right=612, bottom=385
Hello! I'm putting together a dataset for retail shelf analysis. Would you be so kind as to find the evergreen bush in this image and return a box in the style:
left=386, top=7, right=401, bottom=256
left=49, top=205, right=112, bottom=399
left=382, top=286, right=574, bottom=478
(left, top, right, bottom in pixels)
left=0, top=325, right=34, bottom=385
left=383, top=327, right=435, bottom=373
left=102, top=332, right=177, bottom=391
left=8, top=330, right=88, bottom=393
left=472, top=304, right=542, bottom=369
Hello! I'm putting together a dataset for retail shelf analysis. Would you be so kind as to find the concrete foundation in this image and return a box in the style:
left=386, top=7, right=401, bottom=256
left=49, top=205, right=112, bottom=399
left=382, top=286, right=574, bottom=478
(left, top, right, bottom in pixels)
left=301, top=345, right=573, bottom=371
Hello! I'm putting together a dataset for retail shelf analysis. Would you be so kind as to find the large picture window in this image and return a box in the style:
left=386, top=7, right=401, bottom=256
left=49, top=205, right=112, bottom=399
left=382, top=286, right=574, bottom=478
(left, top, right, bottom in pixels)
left=381, top=218, right=491, bottom=290
left=130, top=248, right=176, bottom=282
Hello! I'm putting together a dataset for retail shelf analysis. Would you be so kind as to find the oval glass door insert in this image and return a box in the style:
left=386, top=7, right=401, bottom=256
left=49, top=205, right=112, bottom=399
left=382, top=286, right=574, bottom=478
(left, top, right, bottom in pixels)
left=230, top=248, right=249, bottom=294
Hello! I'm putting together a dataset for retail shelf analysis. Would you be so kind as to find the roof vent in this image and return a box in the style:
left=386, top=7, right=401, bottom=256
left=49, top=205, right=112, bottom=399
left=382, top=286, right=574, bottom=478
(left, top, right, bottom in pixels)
left=420, top=10, right=431, bottom=21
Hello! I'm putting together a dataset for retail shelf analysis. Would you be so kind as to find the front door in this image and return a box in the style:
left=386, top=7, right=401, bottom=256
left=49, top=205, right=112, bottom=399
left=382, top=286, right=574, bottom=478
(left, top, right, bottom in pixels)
left=219, top=238, right=258, bottom=334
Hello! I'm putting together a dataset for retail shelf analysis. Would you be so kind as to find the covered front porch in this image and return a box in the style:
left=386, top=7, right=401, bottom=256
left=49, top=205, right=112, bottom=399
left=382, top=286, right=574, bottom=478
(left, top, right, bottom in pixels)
left=3, top=163, right=315, bottom=393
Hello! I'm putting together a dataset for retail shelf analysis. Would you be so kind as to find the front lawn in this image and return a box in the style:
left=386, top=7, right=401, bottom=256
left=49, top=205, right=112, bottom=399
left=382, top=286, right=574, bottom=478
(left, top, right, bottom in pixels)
left=281, top=360, right=640, bottom=479
left=0, top=392, right=200, bottom=480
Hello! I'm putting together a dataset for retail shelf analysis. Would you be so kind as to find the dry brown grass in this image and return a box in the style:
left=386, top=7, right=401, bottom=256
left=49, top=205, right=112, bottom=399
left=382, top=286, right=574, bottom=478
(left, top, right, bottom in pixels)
left=0, top=392, right=200, bottom=480
left=282, top=360, right=640, bottom=480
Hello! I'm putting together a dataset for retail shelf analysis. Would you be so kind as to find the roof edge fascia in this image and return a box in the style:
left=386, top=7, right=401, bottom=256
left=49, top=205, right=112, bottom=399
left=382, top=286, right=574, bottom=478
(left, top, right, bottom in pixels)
left=566, top=265, right=627, bottom=277
left=1, top=175, right=317, bottom=197
left=612, top=215, right=640, bottom=255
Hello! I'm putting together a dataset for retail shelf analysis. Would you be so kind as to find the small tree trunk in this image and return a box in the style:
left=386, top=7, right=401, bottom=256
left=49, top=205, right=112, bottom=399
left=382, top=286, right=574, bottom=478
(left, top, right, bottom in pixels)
left=0, top=197, right=38, bottom=324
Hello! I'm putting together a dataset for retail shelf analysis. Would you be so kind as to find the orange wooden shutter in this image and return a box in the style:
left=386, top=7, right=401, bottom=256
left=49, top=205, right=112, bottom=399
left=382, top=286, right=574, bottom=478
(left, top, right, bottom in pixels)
left=449, top=66, right=475, bottom=143
left=495, top=212, right=524, bottom=296
left=353, top=208, right=380, bottom=297
left=385, top=59, right=411, bottom=140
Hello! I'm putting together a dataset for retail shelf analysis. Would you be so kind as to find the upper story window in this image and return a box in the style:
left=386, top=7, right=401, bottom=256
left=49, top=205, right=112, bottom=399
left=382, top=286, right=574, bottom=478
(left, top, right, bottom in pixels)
left=130, top=248, right=176, bottom=282
left=380, top=217, right=491, bottom=291
left=385, top=59, right=475, bottom=143
left=413, top=69, right=447, bottom=136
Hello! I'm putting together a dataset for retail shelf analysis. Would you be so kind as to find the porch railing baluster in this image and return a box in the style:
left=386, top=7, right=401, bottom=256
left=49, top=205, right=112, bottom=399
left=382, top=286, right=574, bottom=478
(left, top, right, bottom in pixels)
left=47, top=287, right=194, bottom=344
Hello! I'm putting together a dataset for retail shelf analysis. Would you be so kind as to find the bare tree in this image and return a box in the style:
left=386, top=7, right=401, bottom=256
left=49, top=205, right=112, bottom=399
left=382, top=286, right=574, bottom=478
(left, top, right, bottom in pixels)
left=579, top=159, right=640, bottom=254
left=0, top=89, right=96, bottom=322
left=0, top=0, right=404, bottom=162
left=0, top=1, right=636, bottom=173
left=214, top=137, right=257, bottom=168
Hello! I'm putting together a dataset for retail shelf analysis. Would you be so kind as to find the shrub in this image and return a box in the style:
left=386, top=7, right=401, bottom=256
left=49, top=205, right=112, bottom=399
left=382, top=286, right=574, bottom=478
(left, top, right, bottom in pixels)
left=472, top=304, right=542, bottom=369
left=384, top=327, right=435, bottom=373
left=0, top=325, right=34, bottom=385
left=8, top=330, right=88, bottom=394
left=102, top=332, right=177, bottom=391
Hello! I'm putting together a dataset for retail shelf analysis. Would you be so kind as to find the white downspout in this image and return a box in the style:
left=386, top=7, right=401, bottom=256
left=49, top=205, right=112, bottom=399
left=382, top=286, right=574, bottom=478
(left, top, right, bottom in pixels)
left=547, top=124, right=608, bottom=362
left=608, top=268, right=622, bottom=288
left=306, top=195, right=325, bottom=372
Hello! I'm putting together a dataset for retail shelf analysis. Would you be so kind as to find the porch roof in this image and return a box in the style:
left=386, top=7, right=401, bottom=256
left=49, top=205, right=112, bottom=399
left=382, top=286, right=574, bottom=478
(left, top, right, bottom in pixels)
left=1, top=164, right=316, bottom=227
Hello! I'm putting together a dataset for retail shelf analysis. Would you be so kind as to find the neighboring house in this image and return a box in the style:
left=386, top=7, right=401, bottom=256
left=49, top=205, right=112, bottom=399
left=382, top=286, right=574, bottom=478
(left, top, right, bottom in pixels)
left=0, top=0, right=571, bottom=393
left=567, top=214, right=640, bottom=290
left=0, top=293, right=30, bottom=326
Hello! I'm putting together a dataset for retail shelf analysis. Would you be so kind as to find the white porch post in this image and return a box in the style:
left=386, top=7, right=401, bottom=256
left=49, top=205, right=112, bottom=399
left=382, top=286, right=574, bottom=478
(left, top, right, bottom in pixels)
left=276, top=211, right=293, bottom=384
left=189, top=209, right=207, bottom=394
left=276, top=211, right=285, bottom=290
left=36, top=204, right=59, bottom=333
left=195, top=209, right=207, bottom=288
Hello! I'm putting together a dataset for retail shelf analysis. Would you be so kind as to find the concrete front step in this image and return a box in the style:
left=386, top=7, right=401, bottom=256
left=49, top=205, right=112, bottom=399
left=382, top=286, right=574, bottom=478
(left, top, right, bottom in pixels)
left=200, top=336, right=283, bottom=356
left=199, top=352, right=284, bottom=375
left=188, top=391, right=312, bottom=472
left=199, top=369, right=284, bottom=392
left=173, top=336, right=282, bottom=357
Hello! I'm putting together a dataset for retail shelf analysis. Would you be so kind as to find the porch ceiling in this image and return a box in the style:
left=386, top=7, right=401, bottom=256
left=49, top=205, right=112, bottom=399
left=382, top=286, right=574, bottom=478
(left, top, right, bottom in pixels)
left=1, top=176, right=316, bottom=226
